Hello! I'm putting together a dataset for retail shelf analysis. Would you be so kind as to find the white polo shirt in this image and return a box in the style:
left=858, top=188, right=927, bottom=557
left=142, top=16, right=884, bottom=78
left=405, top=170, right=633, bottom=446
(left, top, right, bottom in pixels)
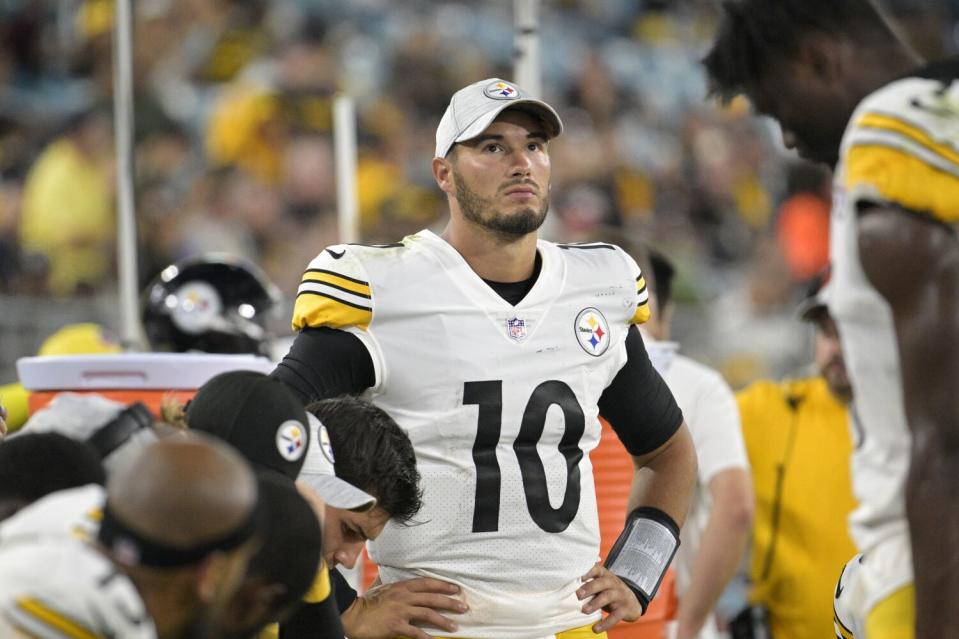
left=647, top=337, right=749, bottom=639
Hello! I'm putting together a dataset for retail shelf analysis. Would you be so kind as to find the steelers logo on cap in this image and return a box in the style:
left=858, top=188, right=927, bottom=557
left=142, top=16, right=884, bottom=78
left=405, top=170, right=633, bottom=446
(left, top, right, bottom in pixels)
left=275, top=420, right=306, bottom=462
left=318, top=423, right=335, bottom=465
left=484, top=81, right=519, bottom=100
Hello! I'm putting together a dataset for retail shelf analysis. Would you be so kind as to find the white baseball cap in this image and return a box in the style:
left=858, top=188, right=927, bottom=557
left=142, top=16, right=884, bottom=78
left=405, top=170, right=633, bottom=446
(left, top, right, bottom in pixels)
left=434, top=78, right=564, bottom=158
left=300, top=413, right=377, bottom=512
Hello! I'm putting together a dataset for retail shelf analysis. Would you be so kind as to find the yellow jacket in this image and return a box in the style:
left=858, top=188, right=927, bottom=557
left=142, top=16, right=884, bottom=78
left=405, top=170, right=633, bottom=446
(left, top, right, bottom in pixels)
left=737, top=377, right=857, bottom=639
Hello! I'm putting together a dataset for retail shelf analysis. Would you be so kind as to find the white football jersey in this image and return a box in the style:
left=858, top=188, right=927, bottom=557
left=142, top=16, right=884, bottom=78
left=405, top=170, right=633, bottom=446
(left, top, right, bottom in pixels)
left=832, top=72, right=959, bottom=558
left=0, top=484, right=104, bottom=545
left=293, top=230, right=650, bottom=638
left=0, top=536, right=156, bottom=638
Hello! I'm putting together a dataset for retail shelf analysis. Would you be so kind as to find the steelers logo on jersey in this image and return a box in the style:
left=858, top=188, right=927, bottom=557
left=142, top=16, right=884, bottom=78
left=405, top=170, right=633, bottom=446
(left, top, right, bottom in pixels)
left=575, top=307, right=610, bottom=356
left=484, top=81, right=519, bottom=100
left=276, top=420, right=306, bottom=462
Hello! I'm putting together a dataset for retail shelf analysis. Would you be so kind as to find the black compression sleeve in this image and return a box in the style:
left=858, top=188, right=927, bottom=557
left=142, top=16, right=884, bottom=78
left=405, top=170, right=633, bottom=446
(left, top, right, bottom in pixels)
left=271, top=327, right=375, bottom=404
left=598, top=325, right=684, bottom=456
left=279, top=594, right=345, bottom=639
left=330, top=568, right=358, bottom=613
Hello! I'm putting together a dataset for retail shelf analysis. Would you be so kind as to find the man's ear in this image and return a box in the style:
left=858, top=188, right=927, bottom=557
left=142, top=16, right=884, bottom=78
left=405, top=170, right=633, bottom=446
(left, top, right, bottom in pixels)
left=432, top=156, right=455, bottom=196
left=795, top=33, right=847, bottom=88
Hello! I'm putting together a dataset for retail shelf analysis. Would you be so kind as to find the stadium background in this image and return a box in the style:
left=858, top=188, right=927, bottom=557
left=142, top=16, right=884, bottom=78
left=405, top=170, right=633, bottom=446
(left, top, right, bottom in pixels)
left=0, top=0, right=956, bottom=385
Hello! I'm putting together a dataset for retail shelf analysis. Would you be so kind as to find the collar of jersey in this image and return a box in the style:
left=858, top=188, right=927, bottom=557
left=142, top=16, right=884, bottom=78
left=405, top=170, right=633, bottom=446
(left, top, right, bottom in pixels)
left=416, top=229, right=565, bottom=313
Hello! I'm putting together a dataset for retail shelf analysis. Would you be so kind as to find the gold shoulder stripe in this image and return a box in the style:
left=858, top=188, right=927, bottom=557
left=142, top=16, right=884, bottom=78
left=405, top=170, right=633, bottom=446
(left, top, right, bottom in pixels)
left=857, top=112, right=959, bottom=169
left=16, top=598, right=99, bottom=639
left=301, top=269, right=370, bottom=297
left=293, top=294, right=372, bottom=331
left=834, top=615, right=855, bottom=639
left=637, top=276, right=647, bottom=296
left=303, top=562, right=332, bottom=604
left=256, top=623, right=279, bottom=639
left=631, top=302, right=651, bottom=325
left=301, top=278, right=371, bottom=299
left=296, top=290, right=371, bottom=311
left=845, top=144, right=959, bottom=223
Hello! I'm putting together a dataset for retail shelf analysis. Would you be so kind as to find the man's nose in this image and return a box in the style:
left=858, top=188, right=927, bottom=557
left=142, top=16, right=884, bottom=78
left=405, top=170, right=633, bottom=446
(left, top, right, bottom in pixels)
left=335, top=543, right=363, bottom=569
left=509, top=149, right=533, bottom=176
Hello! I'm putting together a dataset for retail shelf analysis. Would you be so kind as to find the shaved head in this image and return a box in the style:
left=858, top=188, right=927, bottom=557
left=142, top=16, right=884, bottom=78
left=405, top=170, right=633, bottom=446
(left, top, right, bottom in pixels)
left=108, top=435, right=257, bottom=547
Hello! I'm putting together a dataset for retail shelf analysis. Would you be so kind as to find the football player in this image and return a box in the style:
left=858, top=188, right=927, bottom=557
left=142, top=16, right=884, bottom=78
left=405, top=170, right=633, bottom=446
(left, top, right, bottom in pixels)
left=273, top=78, right=697, bottom=637
left=704, top=1, right=958, bottom=636
left=0, top=436, right=259, bottom=639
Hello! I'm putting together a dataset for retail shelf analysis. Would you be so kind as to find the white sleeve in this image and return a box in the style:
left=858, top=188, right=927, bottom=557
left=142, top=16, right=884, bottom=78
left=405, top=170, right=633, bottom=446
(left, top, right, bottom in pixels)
left=687, top=369, right=749, bottom=485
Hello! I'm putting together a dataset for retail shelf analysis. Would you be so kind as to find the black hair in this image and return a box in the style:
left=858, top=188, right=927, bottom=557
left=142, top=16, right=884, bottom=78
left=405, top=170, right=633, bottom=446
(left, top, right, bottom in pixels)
left=703, top=0, right=898, bottom=103
left=306, top=397, right=423, bottom=524
left=0, top=432, right=106, bottom=520
left=246, top=472, right=323, bottom=613
left=648, top=249, right=676, bottom=310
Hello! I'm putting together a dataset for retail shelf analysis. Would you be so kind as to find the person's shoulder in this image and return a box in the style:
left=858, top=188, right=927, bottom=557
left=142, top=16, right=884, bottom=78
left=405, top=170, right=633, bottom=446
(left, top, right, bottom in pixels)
left=737, top=376, right=830, bottom=408
left=293, top=236, right=421, bottom=332
left=670, top=353, right=727, bottom=387
left=551, top=240, right=650, bottom=325
left=302, top=236, right=416, bottom=274
left=0, top=537, right=154, bottom=638
left=0, top=484, right=105, bottom=544
left=848, top=71, right=954, bottom=139
left=551, top=239, right=634, bottom=272
left=735, top=378, right=788, bottom=408
left=841, top=66, right=959, bottom=223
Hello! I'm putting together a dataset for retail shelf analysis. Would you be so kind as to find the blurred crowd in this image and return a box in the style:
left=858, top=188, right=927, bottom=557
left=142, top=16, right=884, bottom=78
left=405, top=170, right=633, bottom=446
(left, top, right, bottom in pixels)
left=1, top=0, right=957, bottom=384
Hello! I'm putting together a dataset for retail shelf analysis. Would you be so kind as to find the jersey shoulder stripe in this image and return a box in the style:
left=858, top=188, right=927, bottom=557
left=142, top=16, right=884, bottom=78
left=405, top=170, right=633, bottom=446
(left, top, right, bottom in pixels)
left=843, top=76, right=959, bottom=223
left=634, top=274, right=650, bottom=324
left=844, top=143, right=959, bottom=223
left=303, top=562, right=332, bottom=603
left=293, top=248, right=373, bottom=331
left=13, top=597, right=99, bottom=639
left=855, top=111, right=959, bottom=168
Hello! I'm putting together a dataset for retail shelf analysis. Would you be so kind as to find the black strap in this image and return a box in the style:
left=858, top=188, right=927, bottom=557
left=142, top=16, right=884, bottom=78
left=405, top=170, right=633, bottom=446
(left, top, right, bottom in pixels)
left=86, top=403, right=154, bottom=459
left=604, top=506, right=680, bottom=613
left=98, top=500, right=259, bottom=568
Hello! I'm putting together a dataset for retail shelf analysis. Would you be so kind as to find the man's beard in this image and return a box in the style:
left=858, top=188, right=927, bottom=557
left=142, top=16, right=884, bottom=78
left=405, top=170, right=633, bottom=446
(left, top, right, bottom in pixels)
left=453, top=170, right=549, bottom=240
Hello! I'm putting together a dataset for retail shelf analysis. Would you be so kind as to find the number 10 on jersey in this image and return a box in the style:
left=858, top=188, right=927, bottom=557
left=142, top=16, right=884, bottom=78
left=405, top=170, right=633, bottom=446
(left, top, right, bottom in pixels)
left=464, top=380, right=586, bottom=534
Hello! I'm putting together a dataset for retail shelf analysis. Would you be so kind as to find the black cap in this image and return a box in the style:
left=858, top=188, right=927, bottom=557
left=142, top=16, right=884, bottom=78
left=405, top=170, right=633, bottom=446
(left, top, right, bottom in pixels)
left=187, top=371, right=310, bottom=480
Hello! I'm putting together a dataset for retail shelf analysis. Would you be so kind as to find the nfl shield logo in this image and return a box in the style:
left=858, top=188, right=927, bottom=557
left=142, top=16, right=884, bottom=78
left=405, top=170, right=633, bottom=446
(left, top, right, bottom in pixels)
left=507, top=317, right=527, bottom=342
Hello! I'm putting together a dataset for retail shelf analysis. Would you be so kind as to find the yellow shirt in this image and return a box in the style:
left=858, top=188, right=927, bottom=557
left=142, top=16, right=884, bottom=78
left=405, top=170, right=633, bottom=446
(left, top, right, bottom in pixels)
left=19, top=140, right=114, bottom=295
left=737, top=377, right=857, bottom=639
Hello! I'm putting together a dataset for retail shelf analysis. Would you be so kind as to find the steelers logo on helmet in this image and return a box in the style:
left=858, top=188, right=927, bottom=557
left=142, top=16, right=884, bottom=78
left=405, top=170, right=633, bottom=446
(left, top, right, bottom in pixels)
left=170, top=281, right=222, bottom=335
left=275, top=420, right=306, bottom=462
left=484, top=81, right=519, bottom=100
left=575, top=307, right=611, bottom=356
left=318, top=422, right=336, bottom=465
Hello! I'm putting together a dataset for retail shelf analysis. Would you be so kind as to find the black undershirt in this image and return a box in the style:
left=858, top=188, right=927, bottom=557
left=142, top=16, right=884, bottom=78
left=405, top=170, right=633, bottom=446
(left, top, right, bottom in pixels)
left=481, top=250, right=543, bottom=306
left=271, top=252, right=682, bottom=456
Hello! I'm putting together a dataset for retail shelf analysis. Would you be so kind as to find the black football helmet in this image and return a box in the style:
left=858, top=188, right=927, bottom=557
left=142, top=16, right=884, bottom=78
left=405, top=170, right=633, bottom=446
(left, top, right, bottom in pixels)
left=142, top=255, right=282, bottom=355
